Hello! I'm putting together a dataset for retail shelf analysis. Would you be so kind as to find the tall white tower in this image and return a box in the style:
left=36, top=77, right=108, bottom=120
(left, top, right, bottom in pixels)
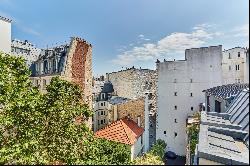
left=0, top=16, right=12, bottom=54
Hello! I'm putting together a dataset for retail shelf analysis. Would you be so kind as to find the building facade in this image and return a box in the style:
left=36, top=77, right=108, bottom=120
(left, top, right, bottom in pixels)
left=30, top=37, right=93, bottom=126
left=244, top=49, right=249, bottom=83
left=0, top=16, right=11, bottom=54
left=222, top=47, right=248, bottom=84
left=11, top=39, right=41, bottom=66
left=156, top=45, right=223, bottom=156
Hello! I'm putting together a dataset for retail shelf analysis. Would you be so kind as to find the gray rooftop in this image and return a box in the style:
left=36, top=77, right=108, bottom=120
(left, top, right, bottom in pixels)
left=108, top=96, right=129, bottom=105
left=202, top=83, right=249, bottom=100
left=197, top=111, right=249, bottom=165
left=197, top=89, right=249, bottom=165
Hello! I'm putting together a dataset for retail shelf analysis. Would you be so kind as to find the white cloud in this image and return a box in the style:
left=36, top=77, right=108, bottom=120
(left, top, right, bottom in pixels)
left=112, top=24, right=220, bottom=66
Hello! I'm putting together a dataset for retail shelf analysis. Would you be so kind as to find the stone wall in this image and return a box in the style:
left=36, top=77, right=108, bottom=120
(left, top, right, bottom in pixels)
left=106, top=68, right=157, bottom=115
left=117, top=97, right=145, bottom=128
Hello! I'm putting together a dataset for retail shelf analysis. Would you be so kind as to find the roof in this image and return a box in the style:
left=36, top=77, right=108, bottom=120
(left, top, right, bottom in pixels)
left=226, top=88, right=249, bottom=147
left=101, top=81, right=114, bottom=93
left=0, top=16, right=12, bottom=23
left=94, top=118, right=144, bottom=145
left=202, top=83, right=249, bottom=100
left=108, top=96, right=129, bottom=105
left=197, top=111, right=249, bottom=165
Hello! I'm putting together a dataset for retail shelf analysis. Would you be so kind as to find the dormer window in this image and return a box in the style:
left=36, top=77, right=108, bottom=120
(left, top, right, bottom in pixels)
left=101, top=93, right=105, bottom=100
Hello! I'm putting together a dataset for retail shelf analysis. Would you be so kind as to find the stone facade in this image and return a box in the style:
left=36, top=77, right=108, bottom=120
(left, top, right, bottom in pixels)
left=30, top=37, right=93, bottom=127
left=106, top=67, right=157, bottom=147
left=222, top=47, right=248, bottom=84
left=11, top=39, right=41, bottom=67
left=106, top=67, right=157, bottom=115
left=108, top=97, right=145, bottom=128
left=156, top=45, right=223, bottom=156
left=244, top=49, right=249, bottom=83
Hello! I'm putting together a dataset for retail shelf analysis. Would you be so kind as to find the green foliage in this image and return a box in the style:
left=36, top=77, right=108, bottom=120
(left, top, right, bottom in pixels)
left=188, top=122, right=199, bottom=154
left=149, top=139, right=166, bottom=160
left=134, top=153, right=164, bottom=165
left=134, top=139, right=166, bottom=165
left=0, top=52, right=131, bottom=165
left=84, top=138, right=132, bottom=165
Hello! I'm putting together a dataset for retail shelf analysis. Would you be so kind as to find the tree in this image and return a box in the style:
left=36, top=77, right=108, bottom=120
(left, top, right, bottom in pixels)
left=134, top=139, right=166, bottom=165
left=0, top=53, right=132, bottom=164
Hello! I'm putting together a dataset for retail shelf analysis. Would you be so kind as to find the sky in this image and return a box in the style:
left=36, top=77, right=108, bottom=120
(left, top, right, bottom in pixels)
left=0, top=0, right=249, bottom=76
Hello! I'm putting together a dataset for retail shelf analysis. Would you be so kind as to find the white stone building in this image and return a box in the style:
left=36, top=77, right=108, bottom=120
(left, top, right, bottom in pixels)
left=156, top=45, right=223, bottom=156
left=0, top=16, right=11, bottom=54
left=11, top=39, right=41, bottom=66
left=244, top=49, right=249, bottom=83
left=222, top=47, right=248, bottom=84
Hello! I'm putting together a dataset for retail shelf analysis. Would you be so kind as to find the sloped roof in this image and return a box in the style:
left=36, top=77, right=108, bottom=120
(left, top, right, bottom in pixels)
left=226, top=88, right=249, bottom=147
left=202, top=83, right=249, bottom=100
left=94, top=118, right=144, bottom=145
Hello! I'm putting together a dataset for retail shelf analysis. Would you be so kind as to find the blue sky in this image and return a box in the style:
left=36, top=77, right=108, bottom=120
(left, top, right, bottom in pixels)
left=0, top=0, right=249, bottom=76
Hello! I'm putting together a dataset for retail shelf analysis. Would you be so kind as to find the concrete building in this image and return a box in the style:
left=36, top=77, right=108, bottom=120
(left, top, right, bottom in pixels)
left=30, top=37, right=93, bottom=126
left=195, top=87, right=249, bottom=165
left=11, top=39, right=41, bottom=66
left=222, top=47, right=248, bottom=84
left=203, top=83, right=249, bottom=113
left=244, top=49, right=249, bottom=83
left=95, top=118, right=145, bottom=160
left=0, top=16, right=11, bottom=54
left=156, top=45, right=223, bottom=156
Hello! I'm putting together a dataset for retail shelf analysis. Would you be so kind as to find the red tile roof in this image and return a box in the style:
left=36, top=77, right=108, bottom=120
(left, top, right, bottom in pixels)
left=94, top=118, right=144, bottom=145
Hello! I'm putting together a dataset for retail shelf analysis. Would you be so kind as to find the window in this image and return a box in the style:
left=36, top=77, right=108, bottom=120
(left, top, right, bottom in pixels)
left=175, top=119, right=177, bottom=123
left=98, top=111, right=100, bottom=116
left=103, top=102, right=105, bottom=106
left=52, top=59, right=56, bottom=72
left=190, top=93, right=193, bottom=97
left=238, top=52, right=240, bottom=57
left=229, top=53, right=231, bottom=59
left=101, top=93, right=105, bottom=99
left=164, top=131, right=166, bottom=134
left=191, top=107, right=194, bottom=111
left=104, top=119, right=106, bottom=124
left=236, top=65, right=240, bottom=71
left=215, top=100, right=221, bottom=113
left=100, top=103, right=103, bottom=106
left=174, top=106, right=177, bottom=110
left=101, top=111, right=103, bottom=115
left=98, top=120, right=100, bottom=125
left=190, top=79, right=193, bottom=83
left=101, top=120, right=103, bottom=124
left=229, top=65, right=231, bottom=70
left=174, top=132, right=177, bottom=137
left=174, top=92, right=177, bottom=96
left=36, top=80, right=39, bottom=86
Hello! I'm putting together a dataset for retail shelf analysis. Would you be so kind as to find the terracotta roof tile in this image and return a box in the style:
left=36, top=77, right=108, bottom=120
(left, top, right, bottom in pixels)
left=94, top=118, right=144, bottom=145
